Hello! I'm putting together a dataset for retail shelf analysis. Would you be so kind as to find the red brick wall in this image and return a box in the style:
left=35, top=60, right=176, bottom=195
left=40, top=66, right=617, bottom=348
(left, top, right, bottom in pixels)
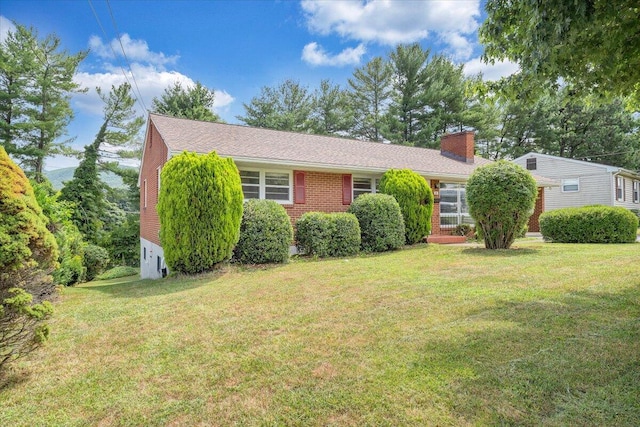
left=284, top=171, right=348, bottom=224
left=528, top=187, right=545, bottom=232
left=139, top=123, right=168, bottom=245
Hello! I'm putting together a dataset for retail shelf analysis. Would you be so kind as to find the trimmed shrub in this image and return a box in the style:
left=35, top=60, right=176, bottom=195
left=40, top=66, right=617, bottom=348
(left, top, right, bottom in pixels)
left=295, top=212, right=361, bottom=257
left=157, top=151, right=243, bottom=274
left=379, top=169, right=433, bottom=244
left=327, top=213, right=361, bottom=257
left=83, top=244, right=110, bottom=281
left=347, top=193, right=405, bottom=252
left=234, top=199, right=293, bottom=264
left=466, top=161, right=537, bottom=249
left=539, top=205, right=638, bottom=243
left=296, top=212, right=332, bottom=257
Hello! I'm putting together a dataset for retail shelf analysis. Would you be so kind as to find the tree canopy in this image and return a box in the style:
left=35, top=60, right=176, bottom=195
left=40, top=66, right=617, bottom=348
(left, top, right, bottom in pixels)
left=151, top=81, right=221, bottom=122
left=0, top=23, right=86, bottom=181
left=480, top=0, right=640, bottom=107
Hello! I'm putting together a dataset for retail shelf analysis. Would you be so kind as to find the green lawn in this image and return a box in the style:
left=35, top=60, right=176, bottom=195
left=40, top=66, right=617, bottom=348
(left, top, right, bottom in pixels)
left=1, top=241, right=639, bottom=426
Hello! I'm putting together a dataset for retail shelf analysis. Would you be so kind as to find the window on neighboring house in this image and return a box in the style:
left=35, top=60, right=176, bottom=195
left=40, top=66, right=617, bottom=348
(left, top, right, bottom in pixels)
left=143, top=179, right=148, bottom=208
left=440, top=183, right=473, bottom=228
left=353, top=177, right=380, bottom=199
left=562, top=178, right=579, bottom=192
left=633, top=180, right=639, bottom=203
left=526, top=157, right=537, bottom=170
left=239, top=169, right=292, bottom=203
left=616, top=176, right=625, bottom=201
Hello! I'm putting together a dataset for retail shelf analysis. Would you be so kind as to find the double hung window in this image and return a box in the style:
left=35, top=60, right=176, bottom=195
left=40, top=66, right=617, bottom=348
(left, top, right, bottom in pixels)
left=240, top=170, right=292, bottom=203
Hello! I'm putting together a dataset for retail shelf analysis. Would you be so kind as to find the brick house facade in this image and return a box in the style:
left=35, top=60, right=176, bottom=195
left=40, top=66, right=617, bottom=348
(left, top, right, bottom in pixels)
left=139, top=114, right=550, bottom=279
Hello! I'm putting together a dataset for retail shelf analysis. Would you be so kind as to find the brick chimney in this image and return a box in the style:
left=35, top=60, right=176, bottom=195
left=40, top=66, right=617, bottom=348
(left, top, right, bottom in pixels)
left=440, top=131, right=475, bottom=164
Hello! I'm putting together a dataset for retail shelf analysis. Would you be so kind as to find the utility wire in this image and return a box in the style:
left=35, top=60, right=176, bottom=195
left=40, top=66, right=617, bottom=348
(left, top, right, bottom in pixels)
left=87, top=0, right=147, bottom=114
left=105, top=0, right=148, bottom=112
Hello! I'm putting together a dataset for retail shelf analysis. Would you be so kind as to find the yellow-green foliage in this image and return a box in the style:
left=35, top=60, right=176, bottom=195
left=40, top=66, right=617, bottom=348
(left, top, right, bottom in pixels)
left=157, top=151, right=243, bottom=274
left=379, top=169, right=433, bottom=244
left=0, top=146, right=58, bottom=372
left=0, top=147, right=58, bottom=274
left=466, top=160, right=537, bottom=249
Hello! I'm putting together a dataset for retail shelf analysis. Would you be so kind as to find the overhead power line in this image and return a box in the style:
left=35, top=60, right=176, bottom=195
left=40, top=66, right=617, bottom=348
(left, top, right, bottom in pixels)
left=87, top=0, right=148, bottom=113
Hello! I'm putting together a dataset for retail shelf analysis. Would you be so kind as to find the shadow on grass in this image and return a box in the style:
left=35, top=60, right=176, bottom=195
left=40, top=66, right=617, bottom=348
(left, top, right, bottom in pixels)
left=461, top=247, right=540, bottom=257
left=409, top=284, right=640, bottom=425
left=79, top=270, right=225, bottom=299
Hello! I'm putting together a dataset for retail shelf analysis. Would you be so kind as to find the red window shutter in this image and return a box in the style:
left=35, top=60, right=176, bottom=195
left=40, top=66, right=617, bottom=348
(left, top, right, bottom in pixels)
left=294, top=171, right=305, bottom=204
left=342, top=174, right=352, bottom=205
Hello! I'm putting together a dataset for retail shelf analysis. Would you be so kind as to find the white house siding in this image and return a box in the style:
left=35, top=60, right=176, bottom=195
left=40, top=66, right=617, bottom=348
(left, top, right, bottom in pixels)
left=140, top=238, right=167, bottom=280
left=513, top=154, right=613, bottom=211
left=614, top=175, right=640, bottom=210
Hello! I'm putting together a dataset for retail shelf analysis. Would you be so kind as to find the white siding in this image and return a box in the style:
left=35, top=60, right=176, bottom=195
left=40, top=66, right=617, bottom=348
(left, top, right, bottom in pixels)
left=614, top=175, right=640, bottom=210
left=513, top=154, right=613, bottom=211
left=140, top=238, right=167, bottom=280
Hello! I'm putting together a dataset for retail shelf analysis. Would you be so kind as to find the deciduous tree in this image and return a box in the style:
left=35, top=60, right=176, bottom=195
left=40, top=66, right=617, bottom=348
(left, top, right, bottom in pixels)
left=480, top=0, right=640, bottom=107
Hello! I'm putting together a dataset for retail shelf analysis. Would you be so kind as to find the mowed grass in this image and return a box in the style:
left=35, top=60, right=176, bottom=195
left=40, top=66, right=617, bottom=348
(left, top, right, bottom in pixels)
left=1, top=241, right=639, bottom=426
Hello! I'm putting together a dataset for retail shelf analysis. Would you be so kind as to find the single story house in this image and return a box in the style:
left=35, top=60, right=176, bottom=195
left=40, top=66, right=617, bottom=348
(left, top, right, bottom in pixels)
left=139, top=114, right=552, bottom=279
left=513, top=153, right=640, bottom=215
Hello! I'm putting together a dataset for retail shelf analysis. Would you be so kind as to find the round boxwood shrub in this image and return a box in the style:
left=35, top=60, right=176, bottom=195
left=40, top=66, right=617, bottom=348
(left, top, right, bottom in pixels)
left=539, top=205, right=638, bottom=243
left=157, top=151, right=243, bottom=274
left=379, top=169, right=433, bottom=244
left=295, top=212, right=361, bottom=257
left=326, top=213, right=361, bottom=257
left=466, top=160, right=537, bottom=249
left=347, top=193, right=405, bottom=252
left=234, top=199, right=293, bottom=264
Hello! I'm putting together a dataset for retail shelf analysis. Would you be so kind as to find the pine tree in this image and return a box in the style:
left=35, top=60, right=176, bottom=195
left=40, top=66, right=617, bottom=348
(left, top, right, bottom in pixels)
left=348, top=57, right=391, bottom=142
left=0, top=23, right=86, bottom=182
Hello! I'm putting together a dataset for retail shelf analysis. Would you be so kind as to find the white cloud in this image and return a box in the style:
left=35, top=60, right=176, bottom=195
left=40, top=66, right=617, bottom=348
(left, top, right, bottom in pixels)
left=301, top=0, right=480, bottom=59
left=89, top=33, right=179, bottom=67
left=302, top=42, right=366, bottom=66
left=73, top=64, right=233, bottom=117
left=440, top=32, right=474, bottom=62
left=463, top=57, right=520, bottom=81
left=0, top=15, right=16, bottom=44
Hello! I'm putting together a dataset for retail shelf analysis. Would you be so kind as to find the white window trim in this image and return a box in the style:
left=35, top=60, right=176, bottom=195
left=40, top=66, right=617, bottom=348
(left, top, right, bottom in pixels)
left=143, top=179, right=148, bottom=208
left=352, top=176, right=381, bottom=200
left=633, top=180, right=639, bottom=204
left=616, top=176, right=625, bottom=201
left=561, top=178, right=580, bottom=193
left=239, top=168, right=293, bottom=204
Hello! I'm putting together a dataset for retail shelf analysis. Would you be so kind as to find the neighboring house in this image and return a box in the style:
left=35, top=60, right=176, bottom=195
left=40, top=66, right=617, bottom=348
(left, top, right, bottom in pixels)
left=513, top=152, right=640, bottom=214
left=139, top=114, right=551, bottom=279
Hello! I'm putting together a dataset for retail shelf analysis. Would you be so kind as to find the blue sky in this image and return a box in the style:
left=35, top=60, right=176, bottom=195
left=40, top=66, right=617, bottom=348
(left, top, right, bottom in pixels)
left=1, top=0, right=518, bottom=170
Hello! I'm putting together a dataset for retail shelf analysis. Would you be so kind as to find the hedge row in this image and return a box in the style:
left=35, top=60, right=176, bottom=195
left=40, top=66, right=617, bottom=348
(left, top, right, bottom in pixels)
left=539, top=205, right=638, bottom=243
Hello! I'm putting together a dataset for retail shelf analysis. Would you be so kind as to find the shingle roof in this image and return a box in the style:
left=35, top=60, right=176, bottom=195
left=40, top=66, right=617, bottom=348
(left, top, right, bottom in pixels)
left=149, top=113, right=491, bottom=179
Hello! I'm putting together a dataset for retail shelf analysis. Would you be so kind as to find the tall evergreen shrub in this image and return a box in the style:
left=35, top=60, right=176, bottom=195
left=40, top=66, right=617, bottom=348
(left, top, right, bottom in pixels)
left=379, top=169, right=433, bottom=244
left=466, top=161, right=537, bottom=249
left=157, top=151, right=243, bottom=274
